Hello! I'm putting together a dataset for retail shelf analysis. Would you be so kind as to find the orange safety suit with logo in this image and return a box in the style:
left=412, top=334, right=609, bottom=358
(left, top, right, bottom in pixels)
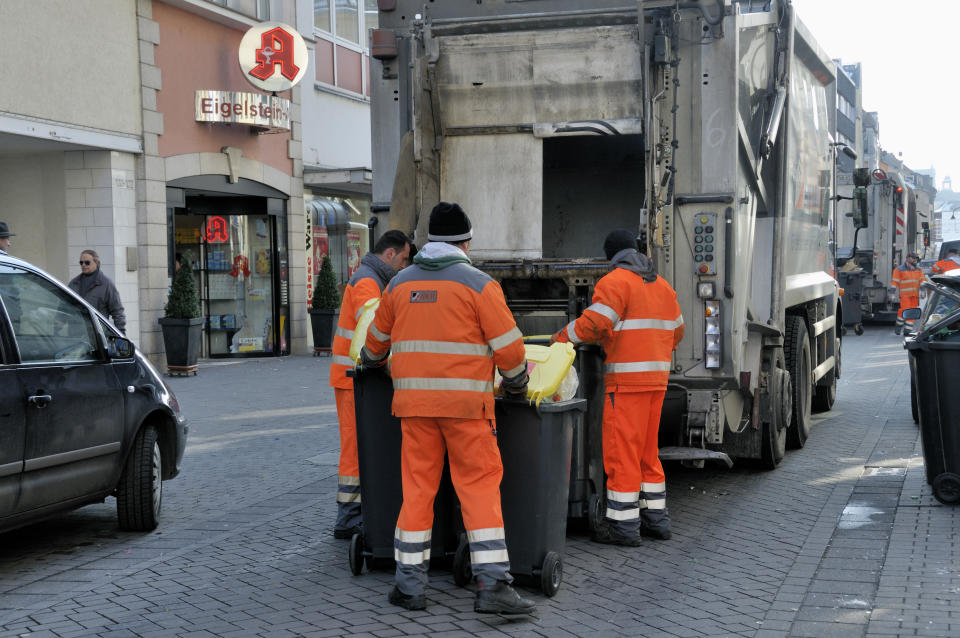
left=932, top=258, right=960, bottom=275
left=891, top=263, right=924, bottom=331
left=554, top=249, right=684, bottom=537
left=329, top=253, right=398, bottom=533
left=364, top=242, right=526, bottom=594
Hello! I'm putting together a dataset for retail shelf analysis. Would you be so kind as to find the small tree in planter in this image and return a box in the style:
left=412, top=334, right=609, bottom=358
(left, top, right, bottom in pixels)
left=310, top=255, right=340, bottom=353
left=159, top=256, right=204, bottom=374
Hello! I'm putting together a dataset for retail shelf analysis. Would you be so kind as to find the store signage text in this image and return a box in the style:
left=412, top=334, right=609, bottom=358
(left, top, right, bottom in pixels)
left=239, top=22, right=308, bottom=92
left=195, top=91, right=291, bottom=131
left=205, top=216, right=230, bottom=243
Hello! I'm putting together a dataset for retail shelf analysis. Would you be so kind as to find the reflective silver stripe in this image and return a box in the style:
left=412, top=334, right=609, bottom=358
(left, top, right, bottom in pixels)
left=335, top=327, right=355, bottom=340
left=676, top=313, right=684, bottom=326
left=395, top=528, right=432, bottom=543
left=642, top=482, right=665, bottom=492
left=471, top=549, right=510, bottom=564
left=607, top=489, right=640, bottom=503
left=587, top=302, right=620, bottom=324
left=392, top=340, right=491, bottom=357
left=467, top=528, right=505, bottom=543
left=646, top=499, right=666, bottom=509
left=500, top=362, right=527, bottom=379
left=488, top=327, right=522, bottom=351
left=364, top=348, right=387, bottom=362
left=369, top=323, right=390, bottom=342
left=394, top=378, right=493, bottom=393
left=340, top=475, right=360, bottom=486
left=614, top=318, right=684, bottom=331
left=604, top=361, right=672, bottom=374
left=395, top=548, right=432, bottom=564
left=606, top=507, right=640, bottom=521
left=332, top=355, right=355, bottom=367
left=337, top=492, right=361, bottom=503
left=566, top=321, right=581, bottom=344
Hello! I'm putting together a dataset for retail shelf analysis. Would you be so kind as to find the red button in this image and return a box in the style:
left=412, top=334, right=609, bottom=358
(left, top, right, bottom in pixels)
left=699, top=264, right=709, bottom=273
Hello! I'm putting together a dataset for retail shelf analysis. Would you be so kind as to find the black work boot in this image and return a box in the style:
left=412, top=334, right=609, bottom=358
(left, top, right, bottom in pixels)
left=388, top=585, right=426, bottom=611
left=591, top=525, right=642, bottom=547
left=474, top=581, right=536, bottom=615
left=639, top=508, right=671, bottom=540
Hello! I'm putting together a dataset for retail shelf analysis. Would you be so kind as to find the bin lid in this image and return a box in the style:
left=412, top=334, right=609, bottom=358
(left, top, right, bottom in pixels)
left=495, top=342, right=577, bottom=406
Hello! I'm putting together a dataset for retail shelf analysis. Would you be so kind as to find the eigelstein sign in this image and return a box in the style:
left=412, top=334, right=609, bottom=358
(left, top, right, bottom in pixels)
left=195, top=90, right=291, bottom=130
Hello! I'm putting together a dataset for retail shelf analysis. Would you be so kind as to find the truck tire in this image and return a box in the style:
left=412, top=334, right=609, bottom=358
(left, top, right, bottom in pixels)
left=785, top=315, right=813, bottom=449
left=812, top=332, right=839, bottom=413
left=760, top=352, right=789, bottom=470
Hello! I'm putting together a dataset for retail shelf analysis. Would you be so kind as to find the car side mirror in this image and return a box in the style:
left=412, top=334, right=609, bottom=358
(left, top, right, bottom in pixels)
left=902, top=307, right=922, bottom=321
left=108, top=335, right=135, bottom=358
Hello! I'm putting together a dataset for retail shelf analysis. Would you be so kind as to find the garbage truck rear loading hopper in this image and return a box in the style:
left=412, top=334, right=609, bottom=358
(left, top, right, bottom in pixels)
left=369, top=0, right=842, bottom=469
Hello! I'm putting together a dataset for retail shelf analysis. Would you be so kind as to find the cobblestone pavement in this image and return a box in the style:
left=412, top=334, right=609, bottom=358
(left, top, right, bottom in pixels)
left=0, top=326, right=957, bottom=637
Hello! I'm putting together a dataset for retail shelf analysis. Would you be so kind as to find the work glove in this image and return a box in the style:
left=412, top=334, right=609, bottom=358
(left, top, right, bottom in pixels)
left=357, top=346, right=387, bottom=371
left=500, top=365, right=529, bottom=399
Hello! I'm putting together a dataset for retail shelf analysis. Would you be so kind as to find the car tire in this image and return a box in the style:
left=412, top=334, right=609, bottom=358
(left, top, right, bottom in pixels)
left=117, top=426, right=162, bottom=531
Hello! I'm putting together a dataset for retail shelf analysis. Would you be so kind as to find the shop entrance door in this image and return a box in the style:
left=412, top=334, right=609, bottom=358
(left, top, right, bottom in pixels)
left=174, top=205, right=289, bottom=357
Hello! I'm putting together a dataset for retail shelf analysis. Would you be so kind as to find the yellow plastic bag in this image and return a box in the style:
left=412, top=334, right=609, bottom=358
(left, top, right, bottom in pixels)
left=495, top=342, right=577, bottom=405
left=349, top=298, right=380, bottom=363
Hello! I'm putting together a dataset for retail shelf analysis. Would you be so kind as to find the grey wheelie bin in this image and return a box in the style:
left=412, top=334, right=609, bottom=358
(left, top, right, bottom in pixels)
left=904, top=285, right=960, bottom=505
left=347, top=367, right=465, bottom=576
left=494, top=396, right=585, bottom=597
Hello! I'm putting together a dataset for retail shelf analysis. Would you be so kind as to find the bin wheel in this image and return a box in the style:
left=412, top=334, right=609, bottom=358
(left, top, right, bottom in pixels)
left=854, top=323, right=864, bottom=336
left=349, top=533, right=364, bottom=576
left=932, top=473, right=960, bottom=505
left=540, top=552, right=563, bottom=597
left=587, top=492, right=604, bottom=533
left=452, top=539, right=472, bottom=587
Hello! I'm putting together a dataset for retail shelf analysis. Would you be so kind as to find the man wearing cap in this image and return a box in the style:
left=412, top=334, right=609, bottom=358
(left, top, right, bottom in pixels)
left=891, top=251, right=923, bottom=335
left=362, top=202, right=536, bottom=615
left=552, top=230, right=684, bottom=545
left=0, top=222, right=14, bottom=255
left=329, top=229, right=412, bottom=540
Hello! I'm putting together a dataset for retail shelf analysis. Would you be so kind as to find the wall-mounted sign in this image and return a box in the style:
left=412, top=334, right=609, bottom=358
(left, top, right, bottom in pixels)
left=238, top=22, right=308, bottom=92
left=205, top=216, right=230, bottom=243
left=195, top=90, right=291, bottom=130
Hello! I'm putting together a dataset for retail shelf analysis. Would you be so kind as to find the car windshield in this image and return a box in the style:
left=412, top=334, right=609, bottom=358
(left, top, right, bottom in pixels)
left=920, top=286, right=960, bottom=334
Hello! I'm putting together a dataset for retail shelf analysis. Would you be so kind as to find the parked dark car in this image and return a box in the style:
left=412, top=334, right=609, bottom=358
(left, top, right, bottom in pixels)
left=0, top=253, right=187, bottom=534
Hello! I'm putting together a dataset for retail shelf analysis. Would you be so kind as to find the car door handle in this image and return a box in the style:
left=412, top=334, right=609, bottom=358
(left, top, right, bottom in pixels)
left=27, top=394, right=52, bottom=408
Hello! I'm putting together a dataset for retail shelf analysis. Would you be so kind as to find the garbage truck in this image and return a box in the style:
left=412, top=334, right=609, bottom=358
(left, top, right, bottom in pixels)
left=368, top=0, right=842, bottom=470
left=836, top=167, right=920, bottom=325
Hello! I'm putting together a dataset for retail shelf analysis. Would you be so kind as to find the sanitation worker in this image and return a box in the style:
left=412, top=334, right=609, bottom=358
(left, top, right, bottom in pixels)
left=932, top=249, right=960, bottom=275
left=361, top=202, right=535, bottom=615
left=552, top=230, right=684, bottom=545
left=891, top=251, right=924, bottom=335
left=329, top=229, right=412, bottom=539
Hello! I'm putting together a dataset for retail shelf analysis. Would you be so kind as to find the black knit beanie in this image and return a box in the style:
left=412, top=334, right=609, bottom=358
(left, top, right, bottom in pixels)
left=603, top=229, right=638, bottom=260
left=427, top=202, right=473, bottom=242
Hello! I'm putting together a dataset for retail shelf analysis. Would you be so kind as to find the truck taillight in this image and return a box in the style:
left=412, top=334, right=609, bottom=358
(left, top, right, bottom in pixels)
left=705, top=301, right=721, bottom=369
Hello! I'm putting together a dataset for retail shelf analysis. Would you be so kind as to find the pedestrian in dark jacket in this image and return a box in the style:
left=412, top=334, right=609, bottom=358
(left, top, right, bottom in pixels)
left=68, top=249, right=126, bottom=333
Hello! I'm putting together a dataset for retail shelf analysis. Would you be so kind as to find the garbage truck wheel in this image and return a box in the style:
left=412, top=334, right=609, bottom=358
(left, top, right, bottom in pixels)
left=540, top=552, right=563, bottom=597
left=933, top=473, right=960, bottom=505
left=785, top=315, right=812, bottom=449
left=349, top=533, right=364, bottom=576
left=812, top=334, right=839, bottom=413
left=587, top=492, right=604, bottom=533
left=452, top=538, right=472, bottom=587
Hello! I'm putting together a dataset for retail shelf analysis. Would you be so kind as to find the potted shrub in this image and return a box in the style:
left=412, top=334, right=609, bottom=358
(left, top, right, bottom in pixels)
left=159, top=257, right=204, bottom=373
left=310, top=254, right=340, bottom=352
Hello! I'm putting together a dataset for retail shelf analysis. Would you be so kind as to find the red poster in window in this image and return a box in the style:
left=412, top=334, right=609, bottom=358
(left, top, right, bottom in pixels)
left=312, top=226, right=328, bottom=276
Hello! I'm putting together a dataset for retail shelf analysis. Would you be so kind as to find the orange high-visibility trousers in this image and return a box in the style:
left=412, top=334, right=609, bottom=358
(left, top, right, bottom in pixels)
left=334, top=388, right=361, bottom=530
left=602, top=389, right=667, bottom=534
left=393, top=416, right=510, bottom=594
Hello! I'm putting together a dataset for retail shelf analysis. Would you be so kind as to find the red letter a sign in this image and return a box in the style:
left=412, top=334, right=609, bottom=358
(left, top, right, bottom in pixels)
left=249, top=27, right=301, bottom=81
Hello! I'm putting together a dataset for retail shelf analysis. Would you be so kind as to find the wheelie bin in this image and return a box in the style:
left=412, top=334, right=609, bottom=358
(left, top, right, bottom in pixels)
left=905, top=297, right=960, bottom=505
left=569, top=344, right=605, bottom=531
left=838, top=269, right=866, bottom=335
left=346, top=367, right=465, bottom=576
left=494, top=396, right=585, bottom=597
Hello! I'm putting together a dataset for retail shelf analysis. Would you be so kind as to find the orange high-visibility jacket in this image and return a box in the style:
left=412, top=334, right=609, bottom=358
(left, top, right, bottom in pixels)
left=891, top=265, right=924, bottom=303
left=329, top=257, right=395, bottom=389
left=556, top=267, right=684, bottom=390
left=932, top=258, right=960, bottom=275
left=364, top=261, right=525, bottom=419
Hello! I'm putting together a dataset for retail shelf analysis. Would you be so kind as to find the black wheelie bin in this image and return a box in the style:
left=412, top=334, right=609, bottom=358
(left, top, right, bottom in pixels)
left=569, top=344, right=605, bottom=531
left=494, top=396, right=585, bottom=597
left=904, top=280, right=960, bottom=505
left=347, top=367, right=465, bottom=576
